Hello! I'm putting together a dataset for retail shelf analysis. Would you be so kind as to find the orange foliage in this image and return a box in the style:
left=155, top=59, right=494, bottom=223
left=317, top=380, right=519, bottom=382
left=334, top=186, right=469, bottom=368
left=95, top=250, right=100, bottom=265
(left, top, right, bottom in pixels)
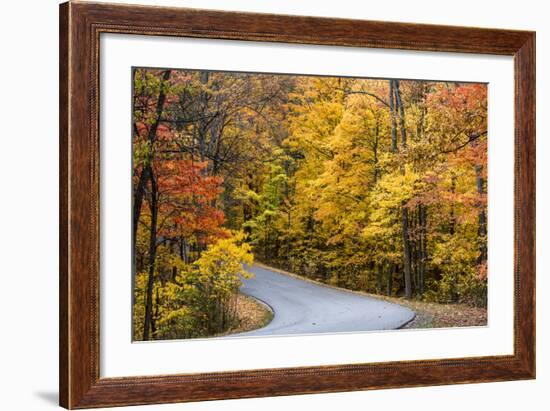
left=156, top=160, right=227, bottom=246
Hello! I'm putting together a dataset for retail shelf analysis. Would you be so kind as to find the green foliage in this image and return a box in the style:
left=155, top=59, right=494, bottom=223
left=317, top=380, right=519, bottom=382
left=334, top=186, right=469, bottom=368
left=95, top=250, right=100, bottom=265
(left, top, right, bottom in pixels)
left=427, top=230, right=487, bottom=307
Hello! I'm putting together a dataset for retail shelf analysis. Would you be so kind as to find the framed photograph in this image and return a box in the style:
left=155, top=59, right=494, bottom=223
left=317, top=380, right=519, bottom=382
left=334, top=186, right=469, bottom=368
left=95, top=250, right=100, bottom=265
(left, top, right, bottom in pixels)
left=59, top=1, right=535, bottom=408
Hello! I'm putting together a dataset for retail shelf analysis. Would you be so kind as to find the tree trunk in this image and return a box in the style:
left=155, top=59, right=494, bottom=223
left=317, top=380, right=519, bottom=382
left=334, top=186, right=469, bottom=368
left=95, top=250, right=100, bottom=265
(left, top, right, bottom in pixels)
left=132, top=70, right=171, bottom=255
left=376, top=264, right=383, bottom=293
left=410, top=207, right=418, bottom=293
left=391, top=79, right=412, bottom=299
left=418, top=204, right=427, bottom=296
left=386, top=263, right=394, bottom=296
left=394, top=80, right=407, bottom=147
left=180, top=236, right=188, bottom=264
left=401, top=205, right=413, bottom=299
left=132, top=167, right=149, bottom=254
left=152, top=286, right=159, bottom=338
left=170, top=237, right=178, bottom=281
left=389, top=80, right=398, bottom=152
left=372, top=116, right=380, bottom=183
left=449, top=174, right=457, bottom=235
left=143, top=173, right=158, bottom=341
left=197, top=71, right=210, bottom=163
left=476, top=165, right=488, bottom=264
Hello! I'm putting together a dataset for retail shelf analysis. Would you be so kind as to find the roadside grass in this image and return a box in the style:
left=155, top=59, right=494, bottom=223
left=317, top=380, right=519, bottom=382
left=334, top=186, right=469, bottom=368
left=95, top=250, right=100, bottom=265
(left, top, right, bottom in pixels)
left=380, top=297, right=487, bottom=329
left=219, top=294, right=273, bottom=336
left=254, top=262, right=487, bottom=330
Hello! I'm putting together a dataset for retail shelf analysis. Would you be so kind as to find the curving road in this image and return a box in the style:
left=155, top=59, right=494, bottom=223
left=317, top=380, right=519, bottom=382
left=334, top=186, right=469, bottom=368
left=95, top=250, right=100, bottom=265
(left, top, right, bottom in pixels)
left=235, top=264, right=415, bottom=337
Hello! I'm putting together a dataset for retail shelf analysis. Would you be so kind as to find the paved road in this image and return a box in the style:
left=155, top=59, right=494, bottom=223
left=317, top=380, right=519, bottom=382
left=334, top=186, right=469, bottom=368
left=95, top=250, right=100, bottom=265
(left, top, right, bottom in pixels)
left=235, top=264, right=415, bottom=337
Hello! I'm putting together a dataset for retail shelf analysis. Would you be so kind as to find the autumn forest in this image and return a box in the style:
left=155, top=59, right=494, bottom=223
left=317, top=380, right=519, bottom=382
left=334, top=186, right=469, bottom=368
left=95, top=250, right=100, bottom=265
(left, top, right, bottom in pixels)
left=132, top=68, right=488, bottom=341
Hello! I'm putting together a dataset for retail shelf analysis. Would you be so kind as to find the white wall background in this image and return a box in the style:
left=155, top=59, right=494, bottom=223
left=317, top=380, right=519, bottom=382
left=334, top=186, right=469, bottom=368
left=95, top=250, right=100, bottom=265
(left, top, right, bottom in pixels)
left=0, top=0, right=546, bottom=410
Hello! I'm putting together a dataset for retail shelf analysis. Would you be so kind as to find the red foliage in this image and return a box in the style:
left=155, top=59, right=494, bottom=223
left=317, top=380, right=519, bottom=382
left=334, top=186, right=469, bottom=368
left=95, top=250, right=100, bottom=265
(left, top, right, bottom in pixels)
left=155, top=160, right=227, bottom=246
left=427, top=83, right=487, bottom=112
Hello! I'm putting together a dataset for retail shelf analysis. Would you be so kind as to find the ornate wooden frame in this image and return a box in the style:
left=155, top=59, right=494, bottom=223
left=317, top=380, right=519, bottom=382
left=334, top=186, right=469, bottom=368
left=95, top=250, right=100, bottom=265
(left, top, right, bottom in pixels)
left=59, top=1, right=535, bottom=408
